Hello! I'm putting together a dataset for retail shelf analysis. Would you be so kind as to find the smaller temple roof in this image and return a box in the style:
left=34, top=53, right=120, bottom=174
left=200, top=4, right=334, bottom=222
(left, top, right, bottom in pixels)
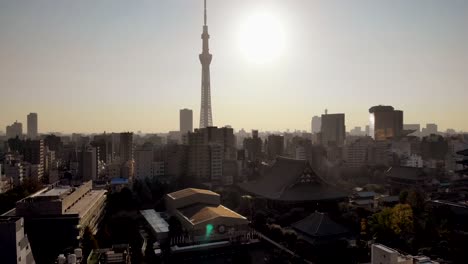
left=354, top=191, right=376, bottom=198
left=292, top=212, right=349, bottom=242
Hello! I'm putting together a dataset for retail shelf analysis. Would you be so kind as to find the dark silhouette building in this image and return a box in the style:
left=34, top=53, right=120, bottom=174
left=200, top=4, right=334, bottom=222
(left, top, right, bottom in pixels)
left=27, top=113, right=38, bottom=139
left=180, top=108, right=193, bottom=133
left=243, top=130, right=263, bottom=161
left=311, top=116, right=321, bottom=134
left=266, top=134, right=284, bottom=160
left=91, top=133, right=113, bottom=164
left=119, top=132, right=133, bottom=163
left=23, top=139, right=45, bottom=181
left=321, top=113, right=345, bottom=147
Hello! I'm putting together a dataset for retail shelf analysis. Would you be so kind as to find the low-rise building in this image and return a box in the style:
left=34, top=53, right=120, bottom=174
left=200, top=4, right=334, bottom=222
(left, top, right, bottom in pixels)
left=140, top=210, right=169, bottom=243
left=350, top=191, right=376, bottom=209
left=0, top=216, right=35, bottom=264
left=12, top=181, right=106, bottom=263
left=371, top=244, right=439, bottom=264
left=0, top=175, right=13, bottom=193
left=87, top=244, right=131, bottom=264
left=165, top=188, right=249, bottom=243
left=371, top=244, right=413, bottom=264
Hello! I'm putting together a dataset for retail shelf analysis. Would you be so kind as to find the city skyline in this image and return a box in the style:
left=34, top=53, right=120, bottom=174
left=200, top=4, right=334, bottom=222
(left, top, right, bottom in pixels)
left=1, top=0, right=467, bottom=133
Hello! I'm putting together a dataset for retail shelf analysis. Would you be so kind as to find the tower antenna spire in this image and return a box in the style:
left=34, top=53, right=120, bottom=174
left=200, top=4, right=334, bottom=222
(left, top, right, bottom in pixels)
left=199, top=0, right=213, bottom=128
left=204, top=0, right=207, bottom=26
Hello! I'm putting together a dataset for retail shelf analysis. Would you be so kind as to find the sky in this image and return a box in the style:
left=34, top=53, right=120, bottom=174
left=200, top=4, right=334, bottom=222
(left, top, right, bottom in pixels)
left=0, top=0, right=467, bottom=134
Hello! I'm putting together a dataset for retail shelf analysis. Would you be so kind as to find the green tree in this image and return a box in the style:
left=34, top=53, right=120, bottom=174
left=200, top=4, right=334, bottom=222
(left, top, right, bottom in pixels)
left=370, top=207, right=393, bottom=240
left=369, top=204, right=414, bottom=242
left=390, top=204, right=414, bottom=235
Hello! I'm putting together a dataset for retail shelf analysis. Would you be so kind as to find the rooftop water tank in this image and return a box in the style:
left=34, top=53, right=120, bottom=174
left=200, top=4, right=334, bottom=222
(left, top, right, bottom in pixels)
left=74, top=248, right=83, bottom=258
left=57, top=254, right=66, bottom=264
left=67, top=254, right=77, bottom=264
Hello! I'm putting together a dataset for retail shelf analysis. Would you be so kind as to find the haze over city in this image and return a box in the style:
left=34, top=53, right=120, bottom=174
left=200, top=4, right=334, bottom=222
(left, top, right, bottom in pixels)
left=2, top=1, right=468, bottom=264
left=1, top=0, right=467, bottom=133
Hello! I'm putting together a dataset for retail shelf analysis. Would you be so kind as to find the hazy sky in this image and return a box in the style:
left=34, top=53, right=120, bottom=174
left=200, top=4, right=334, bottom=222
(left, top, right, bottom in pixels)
left=1, top=0, right=467, bottom=133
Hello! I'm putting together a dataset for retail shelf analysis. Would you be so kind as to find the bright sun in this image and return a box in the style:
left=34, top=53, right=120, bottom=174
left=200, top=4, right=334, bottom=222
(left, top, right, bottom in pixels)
left=238, top=11, right=286, bottom=65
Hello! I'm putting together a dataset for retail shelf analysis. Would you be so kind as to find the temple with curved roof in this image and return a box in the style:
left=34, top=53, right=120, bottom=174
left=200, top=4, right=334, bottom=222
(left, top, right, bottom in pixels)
left=238, top=157, right=347, bottom=206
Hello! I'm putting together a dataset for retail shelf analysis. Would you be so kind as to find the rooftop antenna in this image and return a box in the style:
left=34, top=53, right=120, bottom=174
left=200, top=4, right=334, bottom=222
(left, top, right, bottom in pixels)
left=204, top=0, right=207, bottom=26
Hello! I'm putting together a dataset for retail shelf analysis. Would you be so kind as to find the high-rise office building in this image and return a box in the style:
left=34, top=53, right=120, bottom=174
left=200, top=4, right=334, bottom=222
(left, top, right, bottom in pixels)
left=187, top=126, right=236, bottom=183
left=92, top=133, right=113, bottom=164
left=344, top=137, right=374, bottom=168
left=243, top=130, right=263, bottom=161
left=180, top=109, right=193, bottom=133
left=199, top=0, right=213, bottom=128
left=78, top=146, right=98, bottom=181
left=321, top=113, right=346, bottom=147
left=135, top=143, right=154, bottom=179
left=311, top=116, right=321, bottom=134
left=27, top=113, right=38, bottom=139
left=6, top=121, right=23, bottom=139
left=369, top=105, right=403, bottom=141
left=23, top=139, right=45, bottom=181
left=119, top=132, right=134, bottom=163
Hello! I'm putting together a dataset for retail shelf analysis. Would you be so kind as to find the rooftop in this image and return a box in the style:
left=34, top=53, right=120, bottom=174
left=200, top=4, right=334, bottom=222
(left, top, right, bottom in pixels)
left=386, top=166, right=429, bottom=180
left=37, top=186, right=71, bottom=197
left=167, top=188, right=219, bottom=200
left=354, top=191, right=376, bottom=198
left=373, top=244, right=413, bottom=263
left=110, top=178, right=129, bottom=185
left=140, top=210, right=169, bottom=233
left=0, top=216, right=22, bottom=223
left=177, top=204, right=247, bottom=226
left=65, top=190, right=106, bottom=217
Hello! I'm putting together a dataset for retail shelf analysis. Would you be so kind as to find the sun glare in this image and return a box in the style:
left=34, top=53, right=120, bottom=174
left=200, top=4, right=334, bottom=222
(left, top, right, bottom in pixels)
left=238, top=11, right=286, bottom=65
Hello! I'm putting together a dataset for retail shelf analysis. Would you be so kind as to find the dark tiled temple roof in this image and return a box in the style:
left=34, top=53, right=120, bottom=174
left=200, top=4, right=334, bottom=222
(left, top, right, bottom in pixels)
left=456, top=149, right=468, bottom=156
left=292, top=212, right=349, bottom=239
left=238, top=157, right=346, bottom=201
left=455, top=168, right=468, bottom=175
left=386, top=166, right=428, bottom=180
